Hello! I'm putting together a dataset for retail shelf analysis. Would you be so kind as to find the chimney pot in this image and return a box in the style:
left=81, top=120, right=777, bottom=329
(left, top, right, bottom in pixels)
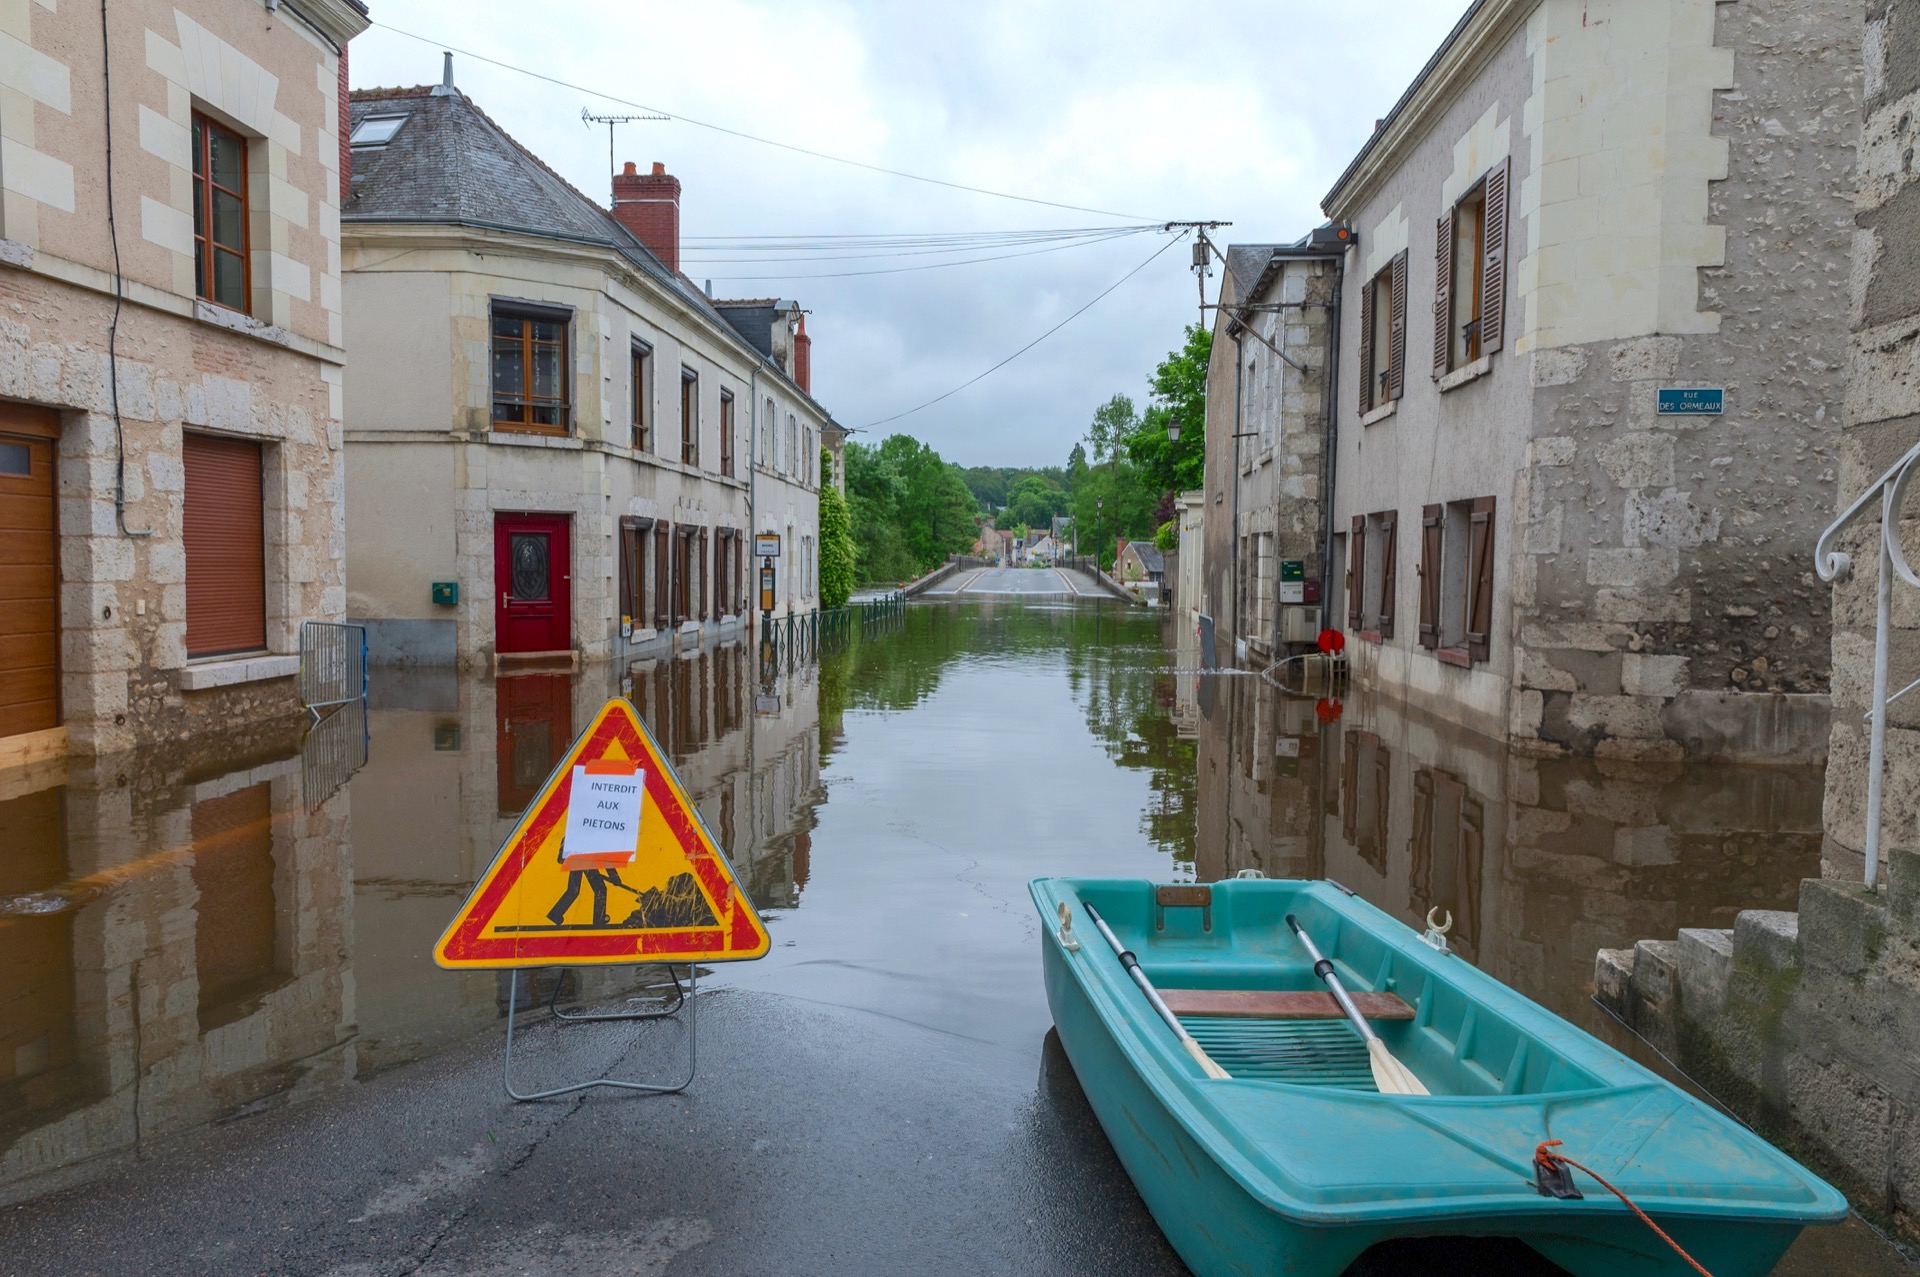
left=623, top=161, right=637, bottom=176
left=651, top=162, right=666, bottom=176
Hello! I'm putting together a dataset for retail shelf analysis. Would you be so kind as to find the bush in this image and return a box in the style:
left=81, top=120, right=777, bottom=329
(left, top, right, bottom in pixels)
left=1154, top=519, right=1177, bottom=554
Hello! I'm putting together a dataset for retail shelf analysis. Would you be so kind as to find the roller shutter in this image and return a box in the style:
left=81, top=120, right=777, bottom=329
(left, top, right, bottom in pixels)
left=184, top=433, right=266, bottom=658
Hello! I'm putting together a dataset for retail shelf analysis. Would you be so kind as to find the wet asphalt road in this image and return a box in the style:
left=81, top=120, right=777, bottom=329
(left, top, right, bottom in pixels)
left=0, top=987, right=1182, bottom=1277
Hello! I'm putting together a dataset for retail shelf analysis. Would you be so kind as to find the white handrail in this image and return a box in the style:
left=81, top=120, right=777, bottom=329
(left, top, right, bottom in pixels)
left=1814, top=438, right=1920, bottom=889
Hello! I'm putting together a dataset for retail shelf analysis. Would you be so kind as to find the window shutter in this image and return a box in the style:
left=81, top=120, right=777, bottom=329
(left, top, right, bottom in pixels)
left=1378, top=509, right=1397, bottom=638
left=699, top=528, right=710, bottom=620
left=1356, top=277, right=1375, bottom=413
left=1388, top=250, right=1408, bottom=400
left=1410, top=769, right=1435, bottom=909
left=1433, top=210, right=1453, bottom=379
left=1347, top=514, right=1365, bottom=630
left=1480, top=157, right=1509, bottom=356
left=183, top=434, right=265, bottom=658
left=1418, top=503, right=1442, bottom=649
left=654, top=521, right=671, bottom=629
left=1467, top=496, right=1496, bottom=662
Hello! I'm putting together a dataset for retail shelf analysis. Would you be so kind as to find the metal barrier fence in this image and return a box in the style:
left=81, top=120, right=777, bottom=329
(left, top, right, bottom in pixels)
left=299, top=620, right=368, bottom=723
left=757, top=592, right=907, bottom=674
left=301, top=695, right=368, bottom=809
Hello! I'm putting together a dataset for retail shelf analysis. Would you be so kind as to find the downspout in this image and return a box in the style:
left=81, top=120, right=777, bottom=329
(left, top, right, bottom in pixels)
left=1320, top=254, right=1344, bottom=618
left=749, top=365, right=759, bottom=624
left=1230, top=329, right=1245, bottom=662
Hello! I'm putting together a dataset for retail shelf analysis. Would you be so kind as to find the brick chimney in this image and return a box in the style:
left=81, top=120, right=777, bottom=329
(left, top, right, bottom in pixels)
left=793, top=313, right=811, bottom=394
left=612, top=161, right=681, bottom=273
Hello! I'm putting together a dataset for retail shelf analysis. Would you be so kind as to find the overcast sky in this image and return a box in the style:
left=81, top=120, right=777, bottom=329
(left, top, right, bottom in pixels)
left=349, top=1, right=1471, bottom=469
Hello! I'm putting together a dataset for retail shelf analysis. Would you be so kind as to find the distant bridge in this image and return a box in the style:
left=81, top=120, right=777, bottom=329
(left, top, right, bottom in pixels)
left=914, top=565, right=1130, bottom=602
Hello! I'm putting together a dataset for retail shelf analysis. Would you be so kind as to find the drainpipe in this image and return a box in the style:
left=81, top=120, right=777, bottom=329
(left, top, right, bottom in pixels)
left=1229, top=329, right=1245, bottom=662
left=748, top=366, right=759, bottom=629
left=1320, top=255, right=1344, bottom=621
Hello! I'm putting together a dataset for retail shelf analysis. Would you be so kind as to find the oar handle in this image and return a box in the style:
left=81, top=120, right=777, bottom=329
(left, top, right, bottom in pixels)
left=1286, top=913, right=1379, bottom=1044
left=1086, top=902, right=1230, bottom=1080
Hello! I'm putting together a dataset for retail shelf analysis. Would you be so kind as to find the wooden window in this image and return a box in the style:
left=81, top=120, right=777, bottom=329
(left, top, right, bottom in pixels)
left=762, top=396, right=776, bottom=469
left=192, top=112, right=249, bottom=312
left=631, top=341, right=653, bottom=451
left=1346, top=515, right=1365, bottom=632
left=1435, top=157, right=1509, bottom=378
left=653, top=521, right=671, bottom=629
left=618, top=517, right=653, bottom=631
left=698, top=527, right=710, bottom=621
left=1356, top=253, right=1407, bottom=413
left=491, top=305, right=569, bottom=433
left=183, top=433, right=266, bottom=658
left=1358, top=510, right=1396, bottom=641
left=720, top=391, right=735, bottom=477
left=673, top=527, right=695, bottom=623
left=733, top=531, right=744, bottom=615
left=680, top=369, right=699, bottom=465
left=1419, top=496, right=1496, bottom=665
left=786, top=414, right=798, bottom=476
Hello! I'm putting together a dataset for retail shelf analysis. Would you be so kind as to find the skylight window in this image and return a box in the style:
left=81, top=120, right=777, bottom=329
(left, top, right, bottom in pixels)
left=350, top=115, right=407, bottom=147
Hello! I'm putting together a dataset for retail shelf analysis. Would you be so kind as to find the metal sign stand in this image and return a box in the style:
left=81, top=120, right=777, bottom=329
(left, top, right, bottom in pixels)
left=501, top=963, right=698, bottom=1101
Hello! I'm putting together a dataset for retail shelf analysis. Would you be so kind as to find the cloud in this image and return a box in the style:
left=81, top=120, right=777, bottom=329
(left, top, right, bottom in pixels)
left=351, top=1, right=1471, bottom=467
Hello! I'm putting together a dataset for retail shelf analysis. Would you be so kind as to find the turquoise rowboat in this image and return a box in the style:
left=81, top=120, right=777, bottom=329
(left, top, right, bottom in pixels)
left=1032, top=877, right=1845, bottom=1277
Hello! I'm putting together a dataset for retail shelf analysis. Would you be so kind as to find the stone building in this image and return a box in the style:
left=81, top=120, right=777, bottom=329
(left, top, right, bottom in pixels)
left=1209, top=0, right=1861, bottom=760
left=340, top=70, right=841, bottom=669
left=0, top=0, right=369, bottom=761
left=1199, top=244, right=1338, bottom=662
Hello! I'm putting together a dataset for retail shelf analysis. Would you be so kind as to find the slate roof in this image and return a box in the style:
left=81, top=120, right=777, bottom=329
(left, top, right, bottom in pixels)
left=1133, top=544, right=1166, bottom=576
left=345, top=85, right=840, bottom=415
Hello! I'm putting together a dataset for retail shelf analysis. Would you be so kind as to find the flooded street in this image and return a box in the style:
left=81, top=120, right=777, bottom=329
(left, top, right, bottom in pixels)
left=0, top=601, right=1909, bottom=1274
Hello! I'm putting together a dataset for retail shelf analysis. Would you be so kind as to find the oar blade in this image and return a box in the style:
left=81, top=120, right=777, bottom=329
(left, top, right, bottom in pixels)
left=1367, top=1038, right=1429, bottom=1096
left=1184, top=1036, right=1232, bottom=1080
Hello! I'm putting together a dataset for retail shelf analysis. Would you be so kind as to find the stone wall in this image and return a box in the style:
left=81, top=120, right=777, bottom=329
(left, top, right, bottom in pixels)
left=1596, top=852, right=1920, bottom=1240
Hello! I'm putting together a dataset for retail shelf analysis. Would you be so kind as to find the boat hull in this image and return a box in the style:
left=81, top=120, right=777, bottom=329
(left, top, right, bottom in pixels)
left=1039, top=885, right=1820, bottom=1277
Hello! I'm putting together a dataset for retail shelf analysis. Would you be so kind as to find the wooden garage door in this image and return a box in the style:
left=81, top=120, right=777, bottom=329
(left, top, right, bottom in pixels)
left=0, top=406, right=58, bottom=737
left=184, top=434, right=265, bottom=658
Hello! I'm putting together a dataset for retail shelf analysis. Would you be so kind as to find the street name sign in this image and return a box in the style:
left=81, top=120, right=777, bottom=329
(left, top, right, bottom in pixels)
left=1656, top=387, right=1724, bottom=415
left=435, top=697, right=770, bottom=969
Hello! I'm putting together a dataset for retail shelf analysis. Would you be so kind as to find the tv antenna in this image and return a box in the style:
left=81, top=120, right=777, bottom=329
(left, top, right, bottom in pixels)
left=583, top=108, right=669, bottom=187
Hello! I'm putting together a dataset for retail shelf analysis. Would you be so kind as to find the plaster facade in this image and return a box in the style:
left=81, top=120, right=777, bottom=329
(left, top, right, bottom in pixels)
left=1312, top=0, right=1858, bottom=759
left=0, top=0, right=365, bottom=757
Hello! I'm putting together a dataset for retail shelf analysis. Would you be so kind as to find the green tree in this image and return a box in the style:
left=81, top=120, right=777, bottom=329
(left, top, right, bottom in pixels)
left=818, top=451, right=856, bottom=608
left=1087, top=394, right=1137, bottom=463
left=996, top=473, right=1069, bottom=531
left=844, top=435, right=978, bottom=583
left=1122, top=323, right=1211, bottom=497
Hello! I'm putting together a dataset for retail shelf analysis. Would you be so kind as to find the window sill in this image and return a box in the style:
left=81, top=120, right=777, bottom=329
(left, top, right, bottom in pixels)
left=1359, top=629, right=1383, bottom=645
left=490, top=424, right=573, bottom=442
left=178, top=653, right=299, bottom=691
left=1435, top=645, right=1474, bottom=668
left=1359, top=400, right=1398, bottom=428
left=1437, top=355, right=1493, bottom=393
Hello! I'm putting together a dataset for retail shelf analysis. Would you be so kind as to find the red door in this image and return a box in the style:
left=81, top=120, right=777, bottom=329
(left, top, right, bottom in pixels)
left=494, top=514, right=571, bottom=654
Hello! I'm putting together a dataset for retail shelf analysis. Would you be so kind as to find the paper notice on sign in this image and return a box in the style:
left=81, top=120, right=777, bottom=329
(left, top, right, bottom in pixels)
left=561, top=761, right=644, bottom=866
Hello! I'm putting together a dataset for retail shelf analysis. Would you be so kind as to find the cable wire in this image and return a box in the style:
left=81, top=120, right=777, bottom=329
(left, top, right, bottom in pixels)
left=370, top=21, right=1154, bottom=222
left=699, top=228, right=1150, bottom=282
left=859, top=233, right=1187, bottom=431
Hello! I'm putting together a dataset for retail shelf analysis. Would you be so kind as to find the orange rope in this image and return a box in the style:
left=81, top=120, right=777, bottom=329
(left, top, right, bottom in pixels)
left=1534, top=1140, right=1715, bottom=1277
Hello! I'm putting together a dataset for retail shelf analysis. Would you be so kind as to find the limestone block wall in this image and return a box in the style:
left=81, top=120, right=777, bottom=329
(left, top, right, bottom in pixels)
left=1596, top=852, right=1920, bottom=1240
left=1831, top=0, right=1920, bottom=879
left=1508, top=0, right=1859, bottom=762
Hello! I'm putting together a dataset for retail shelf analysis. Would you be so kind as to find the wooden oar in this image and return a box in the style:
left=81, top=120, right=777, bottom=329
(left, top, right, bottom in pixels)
left=1286, top=914, right=1428, bottom=1096
left=1084, top=903, right=1230, bottom=1080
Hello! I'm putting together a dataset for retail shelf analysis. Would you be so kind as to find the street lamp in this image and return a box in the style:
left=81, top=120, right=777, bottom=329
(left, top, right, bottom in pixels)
left=1167, top=414, right=1182, bottom=443
left=1096, top=496, right=1105, bottom=575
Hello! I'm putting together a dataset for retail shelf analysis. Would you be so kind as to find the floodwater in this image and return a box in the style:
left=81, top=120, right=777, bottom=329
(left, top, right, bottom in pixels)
left=0, top=600, right=1909, bottom=1274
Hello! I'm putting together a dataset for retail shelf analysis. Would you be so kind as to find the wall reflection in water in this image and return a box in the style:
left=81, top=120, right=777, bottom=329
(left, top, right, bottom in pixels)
left=0, top=640, right=826, bottom=1200
left=1191, top=665, right=1824, bottom=1021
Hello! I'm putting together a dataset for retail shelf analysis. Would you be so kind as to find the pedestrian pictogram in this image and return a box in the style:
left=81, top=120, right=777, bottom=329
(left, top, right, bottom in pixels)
left=435, top=697, right=770, bottom=969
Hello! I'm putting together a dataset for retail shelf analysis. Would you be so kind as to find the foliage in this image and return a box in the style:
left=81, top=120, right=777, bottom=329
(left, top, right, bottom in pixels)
left=1087, top=394, right=1138, bottom=463
left=843, top=435, right=978, bottom=584
left=1154, top=519, right=1178, bottom=554
left=1121, top=323, right=1211, bottom=497
left=995, top=473, right=1070, bottom=531
left=818, top=451, right=856, bottom=608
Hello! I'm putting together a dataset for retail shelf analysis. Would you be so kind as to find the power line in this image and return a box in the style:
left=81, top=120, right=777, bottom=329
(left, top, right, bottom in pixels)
left=370, top=21, right=1155, bottom=222
left=860, top=233, right=1188, bottom=431
left=700, top=228, right=1152, bottom=281
left=682, top=226, right=1159, bottom=264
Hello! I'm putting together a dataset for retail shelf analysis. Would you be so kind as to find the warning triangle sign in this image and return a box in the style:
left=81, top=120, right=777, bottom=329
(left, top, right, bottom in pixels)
left=435, top=697, right=771, bottom=969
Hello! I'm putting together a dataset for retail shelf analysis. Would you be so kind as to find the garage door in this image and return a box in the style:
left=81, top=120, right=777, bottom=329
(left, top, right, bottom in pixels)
left=184, top=433, right=265, bottom=658
left=0, top=405, right=58, bottom=737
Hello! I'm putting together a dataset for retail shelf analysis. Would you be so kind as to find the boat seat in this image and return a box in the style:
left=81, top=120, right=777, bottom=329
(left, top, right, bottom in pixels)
left=1160, top=989, right=1414, bottom=1021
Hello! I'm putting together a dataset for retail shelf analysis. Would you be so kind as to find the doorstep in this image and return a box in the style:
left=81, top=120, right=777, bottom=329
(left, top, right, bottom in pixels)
left=494, top=649, right=579, bottom=675
left=178, top=653, right=300, bottom=691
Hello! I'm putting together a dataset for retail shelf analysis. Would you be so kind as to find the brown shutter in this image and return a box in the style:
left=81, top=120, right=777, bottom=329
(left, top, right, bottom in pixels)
left=1480, top=157, right=1509, bottom=356
left=1418, top=504, right=1442, bottom=649
left=734, top=532, right=744, bottom=614
left=1377, top=509, right=1397, bottom=638
left=183, top=433, right=265, bottom=658
left=654, top=521, right=670, bottom=628
left=1409, top=769, right=1434, bottom=910
left=1388, top=250, right=1408, bottom=401
left=1433, top=210, right=1453, bottom=379
left=698, top=528, right=710, bottom=620
left=1356, top=277, right=1375, bottom=413
left=1467, top=497, right=1496, bottom=662
left=1347, top=514, right=1365, bottom=630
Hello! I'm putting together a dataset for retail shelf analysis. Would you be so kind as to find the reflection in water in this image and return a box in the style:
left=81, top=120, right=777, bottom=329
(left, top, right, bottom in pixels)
left=1194, top=666, right=1822, bottom=1022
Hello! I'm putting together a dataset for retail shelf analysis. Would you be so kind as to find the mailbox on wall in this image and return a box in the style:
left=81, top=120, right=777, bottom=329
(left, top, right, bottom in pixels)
left=432, top=581, right=458, bottom=606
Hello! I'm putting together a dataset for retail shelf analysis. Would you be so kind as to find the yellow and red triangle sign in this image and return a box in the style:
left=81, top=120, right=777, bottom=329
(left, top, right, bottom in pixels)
left=435, top=697, right=770, bottom=969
